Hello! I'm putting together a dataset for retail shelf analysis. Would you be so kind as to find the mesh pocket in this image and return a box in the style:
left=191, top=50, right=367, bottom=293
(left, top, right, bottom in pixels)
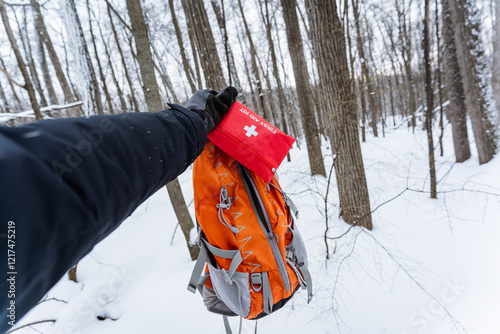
left=207, top=263, right=251, bottom=317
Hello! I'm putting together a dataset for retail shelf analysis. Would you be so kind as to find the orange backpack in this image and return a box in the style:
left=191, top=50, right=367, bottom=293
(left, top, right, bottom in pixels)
left=188, top=141, right=312, bottom=331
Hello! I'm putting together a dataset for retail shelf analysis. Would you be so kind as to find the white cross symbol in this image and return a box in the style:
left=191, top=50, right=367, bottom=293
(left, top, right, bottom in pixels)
left=244, top=125, right=258, bottom=138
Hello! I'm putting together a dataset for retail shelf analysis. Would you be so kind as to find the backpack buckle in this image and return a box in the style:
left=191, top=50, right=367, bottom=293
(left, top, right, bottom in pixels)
left=250, top=273, right=263, bottom=292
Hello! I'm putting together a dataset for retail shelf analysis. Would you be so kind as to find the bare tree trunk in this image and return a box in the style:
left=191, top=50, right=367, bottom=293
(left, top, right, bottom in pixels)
left=442, top=0, right=470, bottom=163
left=435, top=0, right=445, bottom=156
left=181, top=0, right=226, bottom=90
left=352, top=0, right=378, bottom=137
left=447, top=0, right=497, bottom=164
left=169, top=0, right=196, bottom=94
left=126, top=0, right=199, bottom=260
left=0, top=57, right=22, bottom=111
left=108, top=3, right=140, bottom=113
left=15, top=7, right=48, bottom=108
left=31, top=0, right=75, bottom=106
left=423, top=0, right=437, bottom=198
left=397, top=0, right=417, bottom=130
left=96, top=18, right=127, bottom=113
left=35, top=22, right=58, bottom=106
left=306, top=0, right=372, bottom=230
left=151, top=46, right=180, bottom=104
left=211, top=0, right=243, bottom=96
left=281, top=0, right=325, bottom=177
left=0, top=0, right=42, bottom=120
left=238, top=0, right=270, bottom=120
left=262, top=0, right=290, bottom=160
left=0, top=79, right=10, bottom=113
left=492, top=0, right=500, bottom=122
left=185, top=16, right=203, bottom=88
left=87, top=0, right=113, bottom=114
left=68, top=0, right=103, bottom=116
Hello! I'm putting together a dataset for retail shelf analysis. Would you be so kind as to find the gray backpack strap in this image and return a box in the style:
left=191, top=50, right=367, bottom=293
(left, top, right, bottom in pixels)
left=187, top=241, right=209, bottom=293
left=290, top=210, right=313, bottom=303
left=223, top=315, right=243, bottom=334
left=188, top=238, right=244, bottom=293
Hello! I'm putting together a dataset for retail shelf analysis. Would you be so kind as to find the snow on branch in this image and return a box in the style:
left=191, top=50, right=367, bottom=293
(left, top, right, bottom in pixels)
left=0, top=101, right=83, bottom=123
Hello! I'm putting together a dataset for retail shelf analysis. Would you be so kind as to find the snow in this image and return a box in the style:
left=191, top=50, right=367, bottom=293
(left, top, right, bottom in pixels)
left=9, top=122, right=500, bottom=334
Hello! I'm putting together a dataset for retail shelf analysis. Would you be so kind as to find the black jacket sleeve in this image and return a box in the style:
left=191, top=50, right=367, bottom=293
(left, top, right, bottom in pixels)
left=0, top=108, right=207, bottom=332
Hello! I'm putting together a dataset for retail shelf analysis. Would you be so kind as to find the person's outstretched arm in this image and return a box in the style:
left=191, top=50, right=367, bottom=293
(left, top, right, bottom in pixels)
left=0, top=87, right=237, bottom=331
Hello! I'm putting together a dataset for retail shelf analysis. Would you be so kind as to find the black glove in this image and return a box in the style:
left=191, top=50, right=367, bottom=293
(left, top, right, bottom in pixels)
left=182, top=87, right=238, bottom=133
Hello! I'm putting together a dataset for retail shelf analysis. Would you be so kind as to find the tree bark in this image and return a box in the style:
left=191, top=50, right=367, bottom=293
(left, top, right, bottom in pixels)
left=423, top=0, right=437, bottom=198
left=352, top=0, right=378, bottom=137
left=211, top=0, right=243, bottom=99
left=96, top=18, right=127, bottom=113
left=281, top=0, right=325, bottom=177
left=0, top=0, right=42, bottom=120
left=262, top=0, right=290, bottom=160
left=126, top=0, right=199, bottom=260
left=68, top=0, right=103, bottom=116
left=305, top=0, right=372, bottom=229
left=169, top=0, right=196, bottom=94
left=15, top=7, right=48, bottom=108
left=181, top=0, right=226, bottom=90
left=397, top=0, right=417, bottom=130
left=31, top=0, right=75, bottom=106
left=238, top=0, right=270, bottom=120
left=35, top=21, right=58, bottom=106
left=447, top=0, right=497, bottom=164
left=442, top=0, right=470, bottom=163
left=492, top=0, right=500, bottom=122
left=87, top=0, right=113, bottom=114
left=108, top=2, right=140, bottom=113
left=0, top=79, right=10, bottom=113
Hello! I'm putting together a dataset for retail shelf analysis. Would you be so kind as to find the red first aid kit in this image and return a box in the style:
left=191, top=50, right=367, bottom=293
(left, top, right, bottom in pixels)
left=207, top=101, right=295, bottom=183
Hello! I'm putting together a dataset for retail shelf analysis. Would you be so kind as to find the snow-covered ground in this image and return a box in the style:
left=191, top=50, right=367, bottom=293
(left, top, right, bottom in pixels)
left=11, top=122, right=500, bottom=334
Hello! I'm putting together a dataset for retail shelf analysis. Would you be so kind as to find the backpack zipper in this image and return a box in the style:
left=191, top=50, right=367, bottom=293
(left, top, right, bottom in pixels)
left=237, top=163, right=291, bottom=292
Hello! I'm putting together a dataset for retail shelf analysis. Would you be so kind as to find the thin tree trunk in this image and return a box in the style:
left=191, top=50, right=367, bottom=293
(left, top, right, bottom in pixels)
left=185, top=16, right=203, bottom=88
left=238, top=0, right=270, bottom=120
left=281, top=0, right=325, bottom=177
left=492, top=0, right=500, bottom=122
left=68, top=0, right=103, bottom=116
left=306, top=0, right=372, bottom=229
left=15, top=7, right=48, bottom=108
left=35, top=22, right=58, bottom=106
left=96, top=18, right=127, bottom=113
left=352, top=0, right=378, bottom=137
left=31, top=0, right=75, bottom=106
left=87, top=0, right=113, bottom=114
left=211, top=0, right=243, bottom=96
left=397, top=0, right=417, bottom=130
left=0, top=0, right=42, bottom=120
left=108, top=3, right=140, bottom=113
left=0, top=79, right=10, bottom=113
left=169, top=0, right=196, bottom=94
left=447, top=0, right=497, bottom=164
left=435, top=0, right=445, bottom=156
left=181, top=0, right=226, bottom=90
left=0, top=57, right=22, bottom=111
left=262, top=0, right=290, bottom=160
left=423, top=0, right=437, bottom=199
left=126, top=0, right=199, bottom=260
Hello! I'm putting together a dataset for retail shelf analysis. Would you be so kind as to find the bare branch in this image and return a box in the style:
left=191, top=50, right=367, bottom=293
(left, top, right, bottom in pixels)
left=5, top=319, right=56, bottom=334
left=0, top=67, right=25, bottom=89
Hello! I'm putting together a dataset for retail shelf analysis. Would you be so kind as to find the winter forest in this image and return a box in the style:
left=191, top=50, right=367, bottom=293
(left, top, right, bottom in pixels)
left=1, top=0, right=500, bottom=333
